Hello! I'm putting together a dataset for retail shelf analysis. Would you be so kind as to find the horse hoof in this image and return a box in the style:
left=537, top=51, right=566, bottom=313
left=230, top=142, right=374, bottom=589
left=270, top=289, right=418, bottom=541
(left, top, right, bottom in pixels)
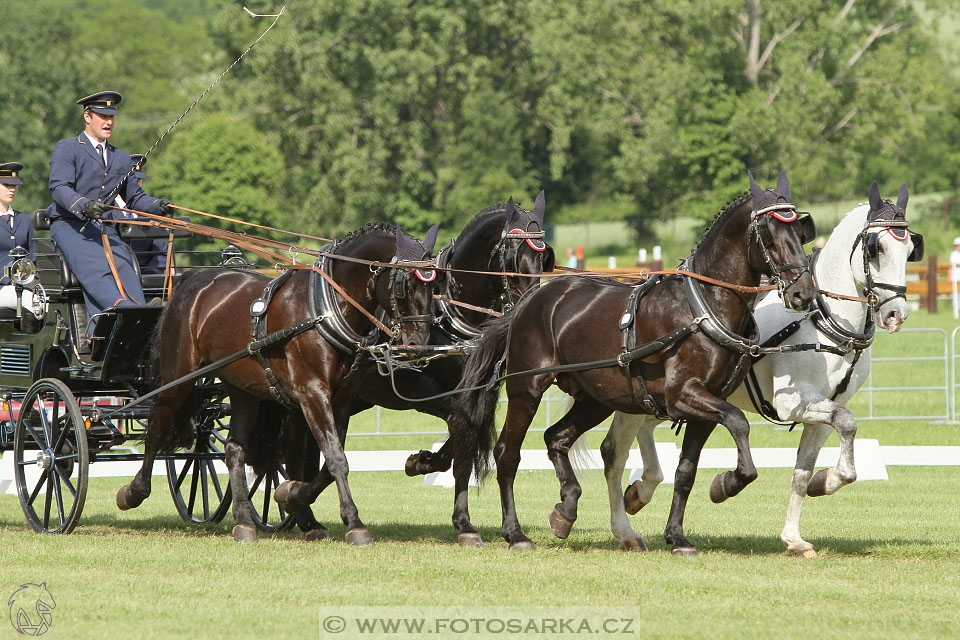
left=404, top=454, right=422, bottom=477
left=709, top=474, right=728, bottom=503
left=789, top=544, right=818, bottom=559
left=618, top=538, right=647, bottom=552
left=115, top=485, right=141, bottom=511
left=457, top=532, right=484, bottom=547
left=548, top=507, right=574, bottom=539
left=233, top=525, right=257, bottom=543
left=345, top=528, right=373, bottom=546
left=274, top=480, right=296, bottom=505
left=806, top=469, right=829, bottom=497
left=623, top=482, right=648, bottom=515
left=509, top=540, right=535, bottom=552
left=671, top=546, right=698, bottom=557
left=304, top=528, right=330, bottom=542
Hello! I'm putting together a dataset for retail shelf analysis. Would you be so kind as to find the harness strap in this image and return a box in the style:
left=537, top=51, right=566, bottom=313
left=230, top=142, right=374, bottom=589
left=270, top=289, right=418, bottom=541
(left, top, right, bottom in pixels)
left=313, top=263, right=394, bottom=338
left=101, top=225, right=129, bottom=302
left=249, top=269, right=298, bottom=409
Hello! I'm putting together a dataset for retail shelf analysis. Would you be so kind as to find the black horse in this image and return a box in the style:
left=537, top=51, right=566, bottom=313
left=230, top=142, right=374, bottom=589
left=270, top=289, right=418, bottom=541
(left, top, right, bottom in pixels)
left=116, top=223, right=439, bottom=544
left=272, top=194, right=554, bottom=546
left=452, top=172, right=818, bottom=553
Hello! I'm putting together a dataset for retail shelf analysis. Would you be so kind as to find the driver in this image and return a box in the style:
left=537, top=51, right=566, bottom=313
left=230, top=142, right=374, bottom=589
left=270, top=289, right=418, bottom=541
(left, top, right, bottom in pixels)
left=0, top=162, right=46, bottom=329
left=47, top=91, right=173, bottom=335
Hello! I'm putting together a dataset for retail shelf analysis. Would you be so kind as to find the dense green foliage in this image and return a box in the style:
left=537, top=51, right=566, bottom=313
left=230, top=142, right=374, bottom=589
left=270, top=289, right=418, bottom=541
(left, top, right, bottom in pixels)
left=2, top=0, right=959, bottom=247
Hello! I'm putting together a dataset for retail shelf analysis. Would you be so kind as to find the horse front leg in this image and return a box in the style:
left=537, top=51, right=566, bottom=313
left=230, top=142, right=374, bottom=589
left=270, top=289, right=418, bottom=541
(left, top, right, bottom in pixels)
left=116, top=383, right=194, bottom=511
left=781, top=422, right=832, bottom=557
left=663, top=421, right=714, bottom=555
left=296, top=395, right=370, bottom=545
left=707, top=405, right=759, bottom=503
left=282, top=411, right=330, bottom=541
left=542, top=400, right=612, bottom=540
left=599, top=412, right=655, bottom=552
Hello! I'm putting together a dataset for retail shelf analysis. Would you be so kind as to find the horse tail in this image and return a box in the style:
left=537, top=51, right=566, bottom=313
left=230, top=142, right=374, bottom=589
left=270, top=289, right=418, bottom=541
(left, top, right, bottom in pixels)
left=450, top=313, right=513, bottom=479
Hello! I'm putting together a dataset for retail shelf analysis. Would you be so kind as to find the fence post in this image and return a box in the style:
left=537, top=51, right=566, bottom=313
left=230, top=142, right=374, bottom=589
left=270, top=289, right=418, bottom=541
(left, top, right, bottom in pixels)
left=927, top=255, right=938, bottom=313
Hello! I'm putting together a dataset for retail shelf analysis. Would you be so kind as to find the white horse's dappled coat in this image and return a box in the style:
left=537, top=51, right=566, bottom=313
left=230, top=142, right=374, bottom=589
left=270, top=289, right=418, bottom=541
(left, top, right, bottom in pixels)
left=599, top=198, right=918, bottom=557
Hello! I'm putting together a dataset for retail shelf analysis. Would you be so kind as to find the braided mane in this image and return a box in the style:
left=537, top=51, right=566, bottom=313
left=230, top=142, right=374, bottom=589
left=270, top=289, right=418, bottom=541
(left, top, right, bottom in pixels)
left=686, top=191, right=751, bottom=260
left=457, top=201, right=533, bottom=240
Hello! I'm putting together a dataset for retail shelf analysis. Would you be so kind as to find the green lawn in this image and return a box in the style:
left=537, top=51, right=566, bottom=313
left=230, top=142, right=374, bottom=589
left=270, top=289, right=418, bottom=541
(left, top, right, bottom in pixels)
left=1, top=467, right=958, bottom=639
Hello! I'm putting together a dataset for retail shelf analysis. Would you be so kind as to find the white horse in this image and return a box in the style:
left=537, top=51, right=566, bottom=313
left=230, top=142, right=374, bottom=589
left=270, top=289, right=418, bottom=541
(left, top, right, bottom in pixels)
left=598, top=182, right=923, bottom=557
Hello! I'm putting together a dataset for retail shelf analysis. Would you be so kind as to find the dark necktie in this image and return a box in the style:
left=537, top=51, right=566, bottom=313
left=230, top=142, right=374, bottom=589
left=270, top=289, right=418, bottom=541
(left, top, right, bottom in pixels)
left=2, top=214, right=11, bottom=229
left=96, top=143, right=106, bottom=167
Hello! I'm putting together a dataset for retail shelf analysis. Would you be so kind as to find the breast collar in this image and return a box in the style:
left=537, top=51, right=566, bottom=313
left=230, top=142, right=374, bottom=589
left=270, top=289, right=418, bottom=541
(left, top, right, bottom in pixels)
left=308, top=246, right=385, bottom=354
left=810, top=249, right=875, bottom=352
left=681, top=256, right=760, bottom=355
left=432, top=241, right=485, bottom=341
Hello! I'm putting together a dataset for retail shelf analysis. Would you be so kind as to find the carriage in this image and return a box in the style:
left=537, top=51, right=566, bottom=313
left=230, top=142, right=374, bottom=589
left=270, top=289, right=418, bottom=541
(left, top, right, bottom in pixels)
left=0, top=211, right=290, bottom=534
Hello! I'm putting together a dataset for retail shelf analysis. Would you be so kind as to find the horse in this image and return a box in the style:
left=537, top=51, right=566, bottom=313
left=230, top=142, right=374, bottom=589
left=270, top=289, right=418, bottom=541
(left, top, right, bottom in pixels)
left=601, top=181, right=923, bottom=556
left=451, top=171, right=818, bottom=552
left=115, top=222, right=441, bottom=544
left=272, top=194, right=554, bottom=546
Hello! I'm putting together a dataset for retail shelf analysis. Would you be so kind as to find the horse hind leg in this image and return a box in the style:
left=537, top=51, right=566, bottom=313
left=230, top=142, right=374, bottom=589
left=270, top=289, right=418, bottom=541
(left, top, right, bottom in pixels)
left=619, top=414, right=664, bottom=514
left=600, top=412, right=655, bottom=552
left=223, top=390, right=261, bottom=542
left=116, top=381, right=196, bottom=511
left=543, top=399, right=612, bottom=540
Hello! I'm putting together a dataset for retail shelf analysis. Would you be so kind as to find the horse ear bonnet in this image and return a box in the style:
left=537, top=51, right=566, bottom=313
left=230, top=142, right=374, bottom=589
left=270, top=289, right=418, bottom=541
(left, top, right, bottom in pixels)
left=423, top=223, right=440, bottom=255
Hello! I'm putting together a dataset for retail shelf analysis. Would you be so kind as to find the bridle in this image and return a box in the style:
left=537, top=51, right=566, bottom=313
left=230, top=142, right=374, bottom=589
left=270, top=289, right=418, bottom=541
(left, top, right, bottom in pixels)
left=490, top=223, right=548, bottom=311
left=374, top=256, right=437, bottom=341
left=748, top=200, right=816, bottom=297
left=848, top=208, right=924, bottom=311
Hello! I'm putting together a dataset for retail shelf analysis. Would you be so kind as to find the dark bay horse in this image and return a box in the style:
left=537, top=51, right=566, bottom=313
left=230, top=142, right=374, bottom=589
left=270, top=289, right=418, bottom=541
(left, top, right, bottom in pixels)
left=116, top=223, right=439, bottom=544
left=273, top=194, right=554, bottom=546
left=452, top=172, right=818, bottom=553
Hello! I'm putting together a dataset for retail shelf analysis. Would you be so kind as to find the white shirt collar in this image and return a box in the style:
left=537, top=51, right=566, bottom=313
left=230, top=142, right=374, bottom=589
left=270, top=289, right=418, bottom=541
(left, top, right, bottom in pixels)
left=83, top=131, right=108, bottom=157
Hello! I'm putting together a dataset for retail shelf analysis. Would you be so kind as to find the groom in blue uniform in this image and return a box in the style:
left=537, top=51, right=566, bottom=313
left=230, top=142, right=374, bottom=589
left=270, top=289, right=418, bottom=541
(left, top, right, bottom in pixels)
left=48, top=91, right=173, bottom=334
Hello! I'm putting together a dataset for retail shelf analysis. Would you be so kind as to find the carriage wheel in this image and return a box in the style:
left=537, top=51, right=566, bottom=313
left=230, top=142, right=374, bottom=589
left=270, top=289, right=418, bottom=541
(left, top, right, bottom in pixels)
left=165, top=384, right=231, bottom=524
left=242, top=462, right=295, bottom=532
left=13, top=378, right=89, bottom=534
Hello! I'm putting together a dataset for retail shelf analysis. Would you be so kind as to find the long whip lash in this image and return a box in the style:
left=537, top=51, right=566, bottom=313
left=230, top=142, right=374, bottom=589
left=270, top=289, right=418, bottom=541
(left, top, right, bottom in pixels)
left=103, top=5, right=287, bottom=203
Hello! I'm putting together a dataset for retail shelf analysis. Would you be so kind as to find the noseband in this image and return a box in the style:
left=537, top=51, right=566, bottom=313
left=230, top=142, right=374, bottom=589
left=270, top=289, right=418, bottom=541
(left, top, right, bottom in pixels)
left=748, top=202, right=812, bottom=296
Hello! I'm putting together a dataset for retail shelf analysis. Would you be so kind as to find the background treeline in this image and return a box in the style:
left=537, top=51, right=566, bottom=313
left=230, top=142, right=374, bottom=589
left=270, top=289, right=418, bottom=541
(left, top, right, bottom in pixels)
left=2, top=0, right=958, bottom=252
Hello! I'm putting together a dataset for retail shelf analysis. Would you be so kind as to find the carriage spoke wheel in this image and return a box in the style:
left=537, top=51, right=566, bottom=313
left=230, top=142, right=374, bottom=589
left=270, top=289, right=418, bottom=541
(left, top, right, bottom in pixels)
left=13, top=378, right=89, bottom=534
left=165, top=387, right=231, bottom=524
left=242, top=462, right=295, bottom=532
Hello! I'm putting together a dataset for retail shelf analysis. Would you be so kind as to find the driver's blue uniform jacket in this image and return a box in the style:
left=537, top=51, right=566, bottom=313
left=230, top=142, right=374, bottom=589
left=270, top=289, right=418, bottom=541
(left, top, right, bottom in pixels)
left=47, top=134, right=168, bottom=333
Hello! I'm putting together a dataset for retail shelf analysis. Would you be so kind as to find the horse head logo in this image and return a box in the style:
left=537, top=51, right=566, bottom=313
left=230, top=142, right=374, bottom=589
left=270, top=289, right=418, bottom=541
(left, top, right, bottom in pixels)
left=8, top=582, right=55, bottom=636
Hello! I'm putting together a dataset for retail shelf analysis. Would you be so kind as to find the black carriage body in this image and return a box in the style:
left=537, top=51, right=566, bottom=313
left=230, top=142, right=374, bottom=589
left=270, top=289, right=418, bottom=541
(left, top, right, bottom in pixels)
left=0, top=215, right=250, bottom=533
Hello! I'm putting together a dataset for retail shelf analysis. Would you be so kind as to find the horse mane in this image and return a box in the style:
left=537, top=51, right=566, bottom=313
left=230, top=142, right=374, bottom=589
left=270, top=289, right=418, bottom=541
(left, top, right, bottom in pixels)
left=456, top=201, right=534, bottom=239
left=686, top=191, right=752, bottom=260
left=334, top=221, right=427, bottom=253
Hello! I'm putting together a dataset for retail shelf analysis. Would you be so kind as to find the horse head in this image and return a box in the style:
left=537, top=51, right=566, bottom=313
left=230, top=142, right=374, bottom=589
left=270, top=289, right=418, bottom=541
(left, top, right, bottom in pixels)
left=747, top=170, right=817, bottom=311
left=858, top=181, right=921, bottom=332
left=379, top=223, right=441, bottom=345
left=498, top=191, right=554, bottom=306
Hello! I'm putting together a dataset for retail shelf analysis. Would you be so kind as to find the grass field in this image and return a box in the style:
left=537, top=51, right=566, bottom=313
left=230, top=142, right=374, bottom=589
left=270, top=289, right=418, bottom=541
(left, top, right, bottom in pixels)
left=1, top=468, right=958, bottom=639
left=1, top=312, right=959, bottom=638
